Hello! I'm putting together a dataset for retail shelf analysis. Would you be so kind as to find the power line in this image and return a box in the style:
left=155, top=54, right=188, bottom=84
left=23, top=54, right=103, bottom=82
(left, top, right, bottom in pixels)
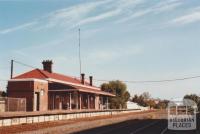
left=0, top=60, right=37, bottom=81
left=13, top=60, right=39, bottom=69
left=9, top=60, right=39, bottom=80
left=4, top=60, right=200, bottom=84
left=93, top=75, right=200, bottom=83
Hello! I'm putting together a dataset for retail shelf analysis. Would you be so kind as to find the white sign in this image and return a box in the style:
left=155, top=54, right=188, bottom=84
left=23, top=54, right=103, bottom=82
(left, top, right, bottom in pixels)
left=168, top=99, right=197, bottom=130
left=168, top=115, right=196, bottom=130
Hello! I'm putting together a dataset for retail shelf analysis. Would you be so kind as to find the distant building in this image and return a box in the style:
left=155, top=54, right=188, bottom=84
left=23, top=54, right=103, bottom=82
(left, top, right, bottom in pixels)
left=7, top=60, right=114, bottom=111
left=126, top=101, right=149, bottom=110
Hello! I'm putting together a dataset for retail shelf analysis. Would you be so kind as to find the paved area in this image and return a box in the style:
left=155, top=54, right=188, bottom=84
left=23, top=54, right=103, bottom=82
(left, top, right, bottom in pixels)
left=75, top=114, right=200, bottom=134
left=75, top=119, right=167, bottom=134
left=76, top=119, right=199, bottom=134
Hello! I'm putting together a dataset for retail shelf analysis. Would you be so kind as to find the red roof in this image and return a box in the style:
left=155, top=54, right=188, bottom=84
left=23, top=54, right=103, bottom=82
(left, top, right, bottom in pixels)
left=14, top=69, right=87, bottom=85
left=13, top=69, right=114, bottom=96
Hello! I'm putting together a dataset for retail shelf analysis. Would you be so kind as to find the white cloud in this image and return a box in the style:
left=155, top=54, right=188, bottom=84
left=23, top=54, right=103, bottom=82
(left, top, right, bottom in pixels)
left=154, top=1, right=182, bottom=13
left=41, top=0, right=144, bottom=29
left=170, top=9, right=200, bottom=25
left=0, top=0, right=146, bottom=34
left=46, top=1, right=109, bottom=28
left=116, top=0, right=183, bottom=23
left=0, top=0, right=110, bottom=34
left=0, top=22, right=37, bottom=34
left=0, top=0, right=184, bottom=34
left=116, top=9, right=152, bottom=23
left=76, top=9, right=121, bottom=26
left=116, top=0, right=145, bottom=8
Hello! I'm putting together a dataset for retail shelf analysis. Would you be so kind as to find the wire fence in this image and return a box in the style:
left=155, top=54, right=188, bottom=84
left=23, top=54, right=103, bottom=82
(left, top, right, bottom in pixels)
left=0, top=97, right=26, bottom=112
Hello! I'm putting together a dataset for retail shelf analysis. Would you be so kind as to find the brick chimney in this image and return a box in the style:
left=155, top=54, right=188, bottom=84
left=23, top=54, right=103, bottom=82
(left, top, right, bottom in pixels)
left=89, top=76, right=93, bottom=86
left=42, top=60, right=53, bottom=73
left=81, top=73, right=85, bottom=84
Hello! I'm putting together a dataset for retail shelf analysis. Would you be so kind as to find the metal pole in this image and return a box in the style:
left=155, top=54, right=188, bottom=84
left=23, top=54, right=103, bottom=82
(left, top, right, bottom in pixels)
left=78, top=28, right=82, bottom=76
left=10, top=60, right=14, bottom=79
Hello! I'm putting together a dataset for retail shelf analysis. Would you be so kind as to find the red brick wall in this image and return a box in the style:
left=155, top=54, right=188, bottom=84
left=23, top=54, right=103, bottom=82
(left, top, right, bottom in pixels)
left=7, top=80, right=49, bottom=111
left=7, top=81, right=34, bottom=111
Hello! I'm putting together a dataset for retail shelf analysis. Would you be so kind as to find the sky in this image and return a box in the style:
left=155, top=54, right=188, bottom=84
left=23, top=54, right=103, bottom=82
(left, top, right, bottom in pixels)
left=0, top=0, right=200, bottom=100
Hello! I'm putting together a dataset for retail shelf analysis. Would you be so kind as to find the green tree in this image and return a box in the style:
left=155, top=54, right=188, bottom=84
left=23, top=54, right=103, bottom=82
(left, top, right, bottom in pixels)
left=101, top=80, right=130, bottom=109
left=131, top=92, right=151, bottom=107
left=132, top=92, right=169, bottom=109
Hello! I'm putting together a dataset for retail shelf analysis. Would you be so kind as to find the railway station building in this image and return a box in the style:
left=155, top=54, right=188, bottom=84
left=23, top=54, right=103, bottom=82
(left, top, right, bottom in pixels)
left=7, top=60, right=114, bottom=111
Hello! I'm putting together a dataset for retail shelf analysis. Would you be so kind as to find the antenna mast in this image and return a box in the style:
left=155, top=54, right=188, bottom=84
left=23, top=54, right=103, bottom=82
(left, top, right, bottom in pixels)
left=78, top=28, right=82, bottom=76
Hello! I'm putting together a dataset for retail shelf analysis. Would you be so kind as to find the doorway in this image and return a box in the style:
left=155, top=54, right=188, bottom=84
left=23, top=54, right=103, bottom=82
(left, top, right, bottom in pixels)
left=34, top=92, right=40, bottom=111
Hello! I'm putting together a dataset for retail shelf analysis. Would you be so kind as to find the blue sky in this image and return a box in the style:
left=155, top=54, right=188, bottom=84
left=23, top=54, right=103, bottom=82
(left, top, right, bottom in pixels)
left=0, top=0, right=200, bottom=99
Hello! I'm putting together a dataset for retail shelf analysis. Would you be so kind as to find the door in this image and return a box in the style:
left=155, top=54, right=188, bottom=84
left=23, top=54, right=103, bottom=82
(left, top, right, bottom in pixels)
left=34, top=92, right=40, bottom=111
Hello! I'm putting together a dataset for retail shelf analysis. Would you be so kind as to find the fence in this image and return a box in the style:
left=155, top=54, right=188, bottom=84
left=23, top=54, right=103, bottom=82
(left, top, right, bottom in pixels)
left=0, top=97, right=26, bottom=112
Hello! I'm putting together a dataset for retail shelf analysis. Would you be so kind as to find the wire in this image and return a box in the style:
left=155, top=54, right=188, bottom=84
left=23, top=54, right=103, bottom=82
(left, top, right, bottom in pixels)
left=13, top=60, right=39, bottom=69
left=93, top=75, right=200, bottom=83
left=6, top=60, right=200, bottom=84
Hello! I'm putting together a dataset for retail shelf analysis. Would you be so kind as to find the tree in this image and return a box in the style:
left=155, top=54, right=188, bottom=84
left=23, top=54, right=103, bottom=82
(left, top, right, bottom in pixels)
left=146, top=100, right=156, bottom=109
left=131, top=92, right=169, bottom=109
left=131, top=92, right=151, bottom=107
left=184, top=94, right=200, bottom=111
left=101, top=80, right=130, bottom=109
left=141, top=92, right=151, bottom=100
left=0, top=91, right=7, bottom=97
left=155, top=100, right=169, bottom=109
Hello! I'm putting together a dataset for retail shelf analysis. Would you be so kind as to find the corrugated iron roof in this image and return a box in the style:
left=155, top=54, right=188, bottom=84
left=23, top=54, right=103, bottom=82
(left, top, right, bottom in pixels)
left=13, top=69, right=115, bottom=96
